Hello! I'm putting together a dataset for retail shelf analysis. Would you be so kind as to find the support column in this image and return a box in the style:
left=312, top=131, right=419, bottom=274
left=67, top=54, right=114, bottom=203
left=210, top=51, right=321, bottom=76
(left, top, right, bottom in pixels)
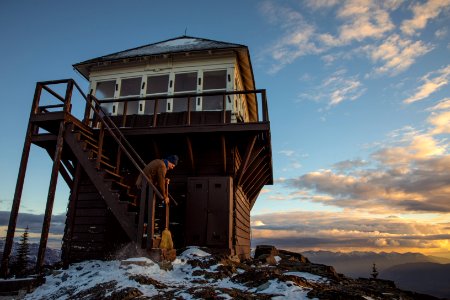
left=36, top=120, right=65, bottom=273
left=0, top=84, right=42, bottom=278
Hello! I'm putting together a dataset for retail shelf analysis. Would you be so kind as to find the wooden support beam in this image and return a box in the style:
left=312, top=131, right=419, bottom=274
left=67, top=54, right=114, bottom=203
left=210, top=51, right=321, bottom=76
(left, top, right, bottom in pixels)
left=137, top=181, right=147, bottom=248
left=186, top=136, right=195, bottom=174
left=146, top=187, right=156, bottom=250
left=241, top=154, right=266, bottom=188
left=221, top=135, right=226, bottom=175
left=151, top=139, right=160, bottom=160
left=36, top=120, right=65, bottom=273
left=1, top=83, right=41, bottom=278
left=236, top=135, right=257, bottom=187
left=42, top=85, right=65, bottom=103
left=62, top=163, right=82, bottom=268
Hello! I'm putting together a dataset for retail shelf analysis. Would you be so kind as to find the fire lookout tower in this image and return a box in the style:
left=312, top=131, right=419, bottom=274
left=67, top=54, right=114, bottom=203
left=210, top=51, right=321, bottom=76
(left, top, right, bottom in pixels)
left=1, top=36, right=273, bottom=276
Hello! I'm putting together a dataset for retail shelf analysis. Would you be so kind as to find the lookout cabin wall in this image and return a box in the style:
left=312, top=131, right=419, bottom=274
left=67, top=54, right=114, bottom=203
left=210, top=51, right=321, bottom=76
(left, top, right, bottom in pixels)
left=87, top=53, right=251, bottom=124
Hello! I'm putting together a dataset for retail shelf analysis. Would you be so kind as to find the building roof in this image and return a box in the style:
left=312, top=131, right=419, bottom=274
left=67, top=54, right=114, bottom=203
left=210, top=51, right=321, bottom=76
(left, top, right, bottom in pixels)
left=76, top=36, right=246, bottom=64
left=73, top=36, right=252, bottom=79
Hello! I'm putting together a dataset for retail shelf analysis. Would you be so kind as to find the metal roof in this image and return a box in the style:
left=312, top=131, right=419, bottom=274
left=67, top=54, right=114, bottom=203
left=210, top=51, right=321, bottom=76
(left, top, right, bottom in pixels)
left=73, top=36, right=247, bottom=67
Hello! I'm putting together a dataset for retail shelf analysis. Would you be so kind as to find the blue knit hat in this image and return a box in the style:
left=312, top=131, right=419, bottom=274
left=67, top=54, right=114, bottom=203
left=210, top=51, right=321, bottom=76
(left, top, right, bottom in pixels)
left=166, top=155, right=179, bottom=166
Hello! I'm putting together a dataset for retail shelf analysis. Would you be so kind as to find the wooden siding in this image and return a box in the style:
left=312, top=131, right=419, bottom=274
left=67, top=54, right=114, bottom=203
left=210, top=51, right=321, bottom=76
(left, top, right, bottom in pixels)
left=63, top=174, right=129, bottom=262
left=234, top=185, right=251, bottom=258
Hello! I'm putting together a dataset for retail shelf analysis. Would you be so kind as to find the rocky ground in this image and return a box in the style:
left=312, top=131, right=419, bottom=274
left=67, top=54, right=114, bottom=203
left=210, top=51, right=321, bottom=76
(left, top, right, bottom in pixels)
left=17, top=245, right=445, bottom=299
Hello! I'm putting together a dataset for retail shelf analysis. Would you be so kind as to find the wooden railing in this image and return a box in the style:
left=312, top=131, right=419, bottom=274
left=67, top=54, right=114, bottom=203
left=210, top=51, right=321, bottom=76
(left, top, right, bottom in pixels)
left=88, top=89, right=269, bottom=128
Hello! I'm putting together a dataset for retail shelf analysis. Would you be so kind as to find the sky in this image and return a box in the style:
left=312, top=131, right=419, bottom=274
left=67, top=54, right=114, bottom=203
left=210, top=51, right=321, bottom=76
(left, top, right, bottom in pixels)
left=0, top=0, right=449, bottom=258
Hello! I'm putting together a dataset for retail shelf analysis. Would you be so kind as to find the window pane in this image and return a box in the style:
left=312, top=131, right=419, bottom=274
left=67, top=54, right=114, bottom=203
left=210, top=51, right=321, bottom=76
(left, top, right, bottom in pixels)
left=120, top=77, right=141, bottom=97
left=173, top=97, right=196, bottom=112
left=203, top=95, right=223, bottom=110
left=203, top=70, right=226, bottom=90
left=175, top=72, right=197, bottom=92
left=147, top=75, right=169, bottom=94
left=125, top=101, right=139, bottom=115
left=144, top=99, right=167, bottom=114
left=96, top=80, right=115, bottom=99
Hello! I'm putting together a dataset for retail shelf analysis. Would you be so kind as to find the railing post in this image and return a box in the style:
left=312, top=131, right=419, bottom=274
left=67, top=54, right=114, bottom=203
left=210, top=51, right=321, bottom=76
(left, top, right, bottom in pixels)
left=146, top=186, right=156, bottom=250
left=96, top=122, right=105, bottom=170
left=122, top=101, right=128, bottom=127
left=187, top=96, right=191, bottom=125
left=262, top=89, right=269, bottom=122
left=222, top=94, right=227, bottom=124
left=153, top=99, right=159, bottom=127
left=63, top=80, right=74, bottom=113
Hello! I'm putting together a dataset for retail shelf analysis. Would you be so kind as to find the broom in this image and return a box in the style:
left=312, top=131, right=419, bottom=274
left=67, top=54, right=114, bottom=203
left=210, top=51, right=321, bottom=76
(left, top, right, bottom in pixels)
left=160, top=180, right=173, bottom=250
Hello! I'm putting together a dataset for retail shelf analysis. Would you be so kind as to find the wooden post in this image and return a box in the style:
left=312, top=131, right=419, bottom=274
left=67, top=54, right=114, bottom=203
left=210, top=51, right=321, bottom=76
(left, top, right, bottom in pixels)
left=36, top=120, right=65, bottom=273
left=187, top=96, right=191, bottom=125
left=152, top=99, right=159, bottom=127
left=146, top=187, right=156, bottom=249
left=137, top=181, right=147, bottom=248
left=95, top=123, right=105, bottom=169
left=62, top=163, right=82, bottom=268
left=222, top=94, right=227, bottom=124
left=0, top=83, right=42, bottom=278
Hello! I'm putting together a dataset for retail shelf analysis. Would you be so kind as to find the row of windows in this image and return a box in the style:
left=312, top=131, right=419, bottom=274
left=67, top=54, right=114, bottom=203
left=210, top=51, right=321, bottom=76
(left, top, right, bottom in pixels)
left=95, top=70, right=227, bottom=99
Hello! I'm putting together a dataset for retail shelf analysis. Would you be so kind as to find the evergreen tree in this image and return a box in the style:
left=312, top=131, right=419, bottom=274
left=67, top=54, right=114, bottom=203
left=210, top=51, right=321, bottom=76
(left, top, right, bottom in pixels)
left=12, top=226, right=30, bottom=277
left=371, top=262, right=379, bottom=279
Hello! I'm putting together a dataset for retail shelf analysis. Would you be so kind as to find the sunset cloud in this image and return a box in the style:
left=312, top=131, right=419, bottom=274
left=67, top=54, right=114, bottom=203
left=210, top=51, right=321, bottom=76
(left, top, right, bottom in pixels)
left=401, top=0, right=450, bottom=36
left=251, top=210, right=450, bottom=253
left=368, top=34, right=432, bottom=75
left=336, top=0, right=394, bottom=43
left=404, top=64, right=450, bottom=103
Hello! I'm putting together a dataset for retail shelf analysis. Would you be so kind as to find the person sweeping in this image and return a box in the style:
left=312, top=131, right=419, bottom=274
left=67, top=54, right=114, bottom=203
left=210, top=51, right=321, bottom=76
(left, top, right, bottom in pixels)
left=136, top=155, right=178, bottom=249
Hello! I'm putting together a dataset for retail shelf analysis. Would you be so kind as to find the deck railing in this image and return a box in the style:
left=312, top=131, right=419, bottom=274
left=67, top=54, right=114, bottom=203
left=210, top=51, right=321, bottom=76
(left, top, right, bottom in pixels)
left=87, top=89, right=269, bottom=128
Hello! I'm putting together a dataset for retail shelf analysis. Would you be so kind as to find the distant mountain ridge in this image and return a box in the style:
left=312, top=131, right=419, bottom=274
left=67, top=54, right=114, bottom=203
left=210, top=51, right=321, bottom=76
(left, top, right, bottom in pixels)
left=381, top=262, right=450, bottom=299
left=303, top=250, right=450, bottom=299
left=0, top=240, right=61, bottom=267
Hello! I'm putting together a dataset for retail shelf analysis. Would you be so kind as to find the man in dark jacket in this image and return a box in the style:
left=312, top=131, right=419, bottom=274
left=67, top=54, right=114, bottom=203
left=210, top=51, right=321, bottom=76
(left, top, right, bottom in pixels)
left=136, top=155, right=178, bottom=204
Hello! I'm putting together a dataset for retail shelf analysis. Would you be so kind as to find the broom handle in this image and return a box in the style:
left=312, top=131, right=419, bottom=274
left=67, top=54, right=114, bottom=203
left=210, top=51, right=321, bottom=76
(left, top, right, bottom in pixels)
left=165, top=180, right=169, bottom=229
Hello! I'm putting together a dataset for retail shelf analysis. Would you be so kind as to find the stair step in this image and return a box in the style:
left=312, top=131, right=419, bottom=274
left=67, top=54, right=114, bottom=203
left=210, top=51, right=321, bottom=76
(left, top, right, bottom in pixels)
left=103, top=169, right=123, bottom=180
left=87, top=150, right=111, bottom=162
left=80, top=139, right=99, bottom=150
left=72, top=123, right=94, bottom=137
left=98, top=159, right=116, bottom=171
left=73, top=130, right=97, bottom=144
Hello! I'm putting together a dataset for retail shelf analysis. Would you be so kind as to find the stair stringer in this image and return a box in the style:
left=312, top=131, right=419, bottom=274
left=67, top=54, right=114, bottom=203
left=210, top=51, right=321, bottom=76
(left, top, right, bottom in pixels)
left=64, top=124, right=138, bottom=242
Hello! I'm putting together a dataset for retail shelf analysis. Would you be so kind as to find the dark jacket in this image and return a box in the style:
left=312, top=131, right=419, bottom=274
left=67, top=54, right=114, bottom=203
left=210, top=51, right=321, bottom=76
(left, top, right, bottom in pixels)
left=136, top=159, right=167, bottom=196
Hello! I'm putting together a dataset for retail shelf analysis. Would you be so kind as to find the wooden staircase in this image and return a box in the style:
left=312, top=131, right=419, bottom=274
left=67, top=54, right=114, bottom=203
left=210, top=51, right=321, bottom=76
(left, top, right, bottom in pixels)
left=64, top=122, right=139, bottom=242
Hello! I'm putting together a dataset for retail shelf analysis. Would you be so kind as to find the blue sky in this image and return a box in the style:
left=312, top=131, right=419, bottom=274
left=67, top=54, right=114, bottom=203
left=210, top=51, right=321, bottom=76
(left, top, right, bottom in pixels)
left=1, top=0, right=449, bottom=256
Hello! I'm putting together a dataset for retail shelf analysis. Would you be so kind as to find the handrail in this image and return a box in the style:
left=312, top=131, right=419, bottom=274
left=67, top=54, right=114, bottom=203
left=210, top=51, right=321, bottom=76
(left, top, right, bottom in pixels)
left=36, top=79, right=165, bottom=200
left=97, top=89, right=267, bottom=103
left=86, top=94, right=165, bottom=200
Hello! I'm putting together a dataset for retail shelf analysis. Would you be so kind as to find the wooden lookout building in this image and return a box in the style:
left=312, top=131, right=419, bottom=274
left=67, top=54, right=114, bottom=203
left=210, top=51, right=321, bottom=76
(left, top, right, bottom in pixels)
left=1, top=36, right=273, bottom=276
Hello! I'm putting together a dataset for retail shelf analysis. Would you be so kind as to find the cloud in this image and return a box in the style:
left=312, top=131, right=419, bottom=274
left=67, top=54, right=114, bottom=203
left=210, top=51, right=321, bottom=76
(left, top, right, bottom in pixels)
left=251, top=210, right=450, bottom=251
left=305, top=0, right=339, bottom=10
left=279, top=150, right=295, bottom=157
left=427, top=98, right=450, bottom=111
left=336, top=0, right=395, bottom=43
left=281, top=120, right=450, bottom=214
left=404, top=64, right=450, bottom=103
left=0, top=211, right=66, bottom=236
left=435, top=27, right=448, bottom=39
left=367, top=34, right=433, bottom=75
left=304, top=70, right=366, bottom=107
left=332, top=159, right=368, bottom=172
left=428, top=111, right=450, bottom=134
left=401, top=0, right=450, bottom=36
